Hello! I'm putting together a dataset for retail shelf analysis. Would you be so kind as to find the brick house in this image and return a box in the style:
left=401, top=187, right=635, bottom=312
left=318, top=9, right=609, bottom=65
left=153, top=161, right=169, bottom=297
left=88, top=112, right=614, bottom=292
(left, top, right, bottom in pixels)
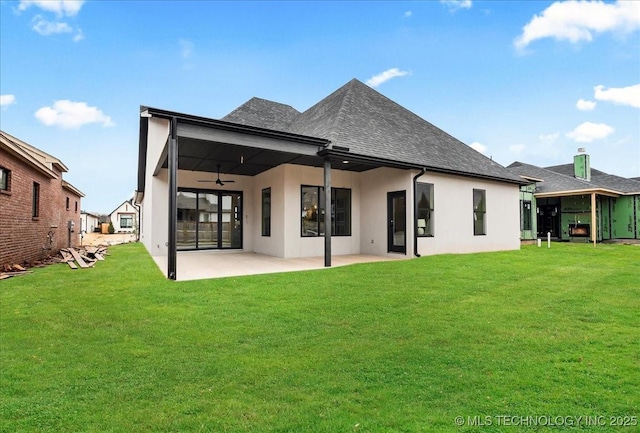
left=0, top=130, right=85, bottom=267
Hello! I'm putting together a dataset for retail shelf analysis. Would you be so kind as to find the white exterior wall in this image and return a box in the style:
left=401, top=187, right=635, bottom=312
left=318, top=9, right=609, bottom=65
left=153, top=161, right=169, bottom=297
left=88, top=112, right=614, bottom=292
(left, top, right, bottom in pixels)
left=252, top=165, right=286, bottom=257
left=359, top=167, right=415, bottom=257
left=416, top=171, right=521, bottom=255
left=282, top=164, right=360, bottom=258
left=140, top=118, right=170, bottom=262
left=80, top=213, right=100, bottom=233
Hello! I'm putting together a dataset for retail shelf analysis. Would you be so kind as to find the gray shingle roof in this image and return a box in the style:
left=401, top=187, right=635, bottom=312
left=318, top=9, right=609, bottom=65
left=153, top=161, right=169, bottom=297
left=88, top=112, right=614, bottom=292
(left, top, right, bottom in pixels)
left=545, top=163, right=640, bottom=194
left=507, top=161, right=640, bottom=194
left=221, top=97, right=300, bottom=131
left=285, top=79, right=521, bottom=182
left=507, top=162, right=593, bottom=193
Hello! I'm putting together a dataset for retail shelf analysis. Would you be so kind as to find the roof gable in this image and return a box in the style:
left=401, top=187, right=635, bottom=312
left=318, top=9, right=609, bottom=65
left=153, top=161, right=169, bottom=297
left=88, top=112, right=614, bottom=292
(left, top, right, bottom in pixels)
left=109, top=199, right=136, bottom=217
left=221, top=97, right=300, bottom=131
left=287, top=79, right=521, bottom=182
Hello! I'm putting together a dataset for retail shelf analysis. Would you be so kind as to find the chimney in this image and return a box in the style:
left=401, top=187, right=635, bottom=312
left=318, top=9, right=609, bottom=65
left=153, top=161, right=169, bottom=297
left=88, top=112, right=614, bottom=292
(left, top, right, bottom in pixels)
left=573, top=148, right=590, bottom=181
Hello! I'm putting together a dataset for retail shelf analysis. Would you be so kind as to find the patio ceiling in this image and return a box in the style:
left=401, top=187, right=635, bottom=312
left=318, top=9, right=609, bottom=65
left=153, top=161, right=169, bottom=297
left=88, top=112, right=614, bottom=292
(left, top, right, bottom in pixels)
left=158, top=135, right=384, bottom=176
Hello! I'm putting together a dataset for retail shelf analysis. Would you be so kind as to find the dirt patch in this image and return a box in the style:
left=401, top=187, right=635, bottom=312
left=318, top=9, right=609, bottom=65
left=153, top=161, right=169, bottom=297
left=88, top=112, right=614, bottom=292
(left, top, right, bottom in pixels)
left=81, top=232, right=137, bottom=247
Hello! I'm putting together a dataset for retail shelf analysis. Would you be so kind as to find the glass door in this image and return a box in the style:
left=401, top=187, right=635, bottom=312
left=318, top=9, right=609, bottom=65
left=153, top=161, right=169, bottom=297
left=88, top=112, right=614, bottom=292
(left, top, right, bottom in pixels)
left=177, top=191, right=197, bottom=249
left=388, top=191, right=406, bottom=253
left=198, top=193, right=218, bottom=248
left=221, top=193, right=242, bottom=248
left=177, top=189, right=242, bottom=250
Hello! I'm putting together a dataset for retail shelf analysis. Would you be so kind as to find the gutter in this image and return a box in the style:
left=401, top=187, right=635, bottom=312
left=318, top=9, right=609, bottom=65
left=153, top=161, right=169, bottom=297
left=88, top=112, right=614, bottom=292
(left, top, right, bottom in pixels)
left=413, top=168, right=427, bottom=257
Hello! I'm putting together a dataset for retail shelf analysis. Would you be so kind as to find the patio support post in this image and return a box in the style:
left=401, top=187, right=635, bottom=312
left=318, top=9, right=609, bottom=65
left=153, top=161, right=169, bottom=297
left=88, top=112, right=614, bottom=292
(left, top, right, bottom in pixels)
left=591, top=192, right=596, bottom=247
left=324, top=157, right=331, bottom=267
left=168, top=117, right=178, bottom=280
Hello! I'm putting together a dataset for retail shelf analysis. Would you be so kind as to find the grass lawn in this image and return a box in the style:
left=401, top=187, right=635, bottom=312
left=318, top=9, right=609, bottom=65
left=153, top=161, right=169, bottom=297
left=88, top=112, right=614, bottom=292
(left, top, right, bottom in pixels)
left=1, top=243, right=638, bottom=432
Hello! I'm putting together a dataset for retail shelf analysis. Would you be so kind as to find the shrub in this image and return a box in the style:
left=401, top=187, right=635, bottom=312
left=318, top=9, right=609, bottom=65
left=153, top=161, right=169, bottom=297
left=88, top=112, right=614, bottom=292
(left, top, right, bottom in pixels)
left=108, top=221, right=115, bottom=234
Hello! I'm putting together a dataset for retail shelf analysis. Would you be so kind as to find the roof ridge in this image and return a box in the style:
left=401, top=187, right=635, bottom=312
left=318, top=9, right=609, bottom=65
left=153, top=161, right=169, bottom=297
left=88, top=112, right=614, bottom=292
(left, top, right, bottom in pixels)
left=331, top=79, right=359, bottom=143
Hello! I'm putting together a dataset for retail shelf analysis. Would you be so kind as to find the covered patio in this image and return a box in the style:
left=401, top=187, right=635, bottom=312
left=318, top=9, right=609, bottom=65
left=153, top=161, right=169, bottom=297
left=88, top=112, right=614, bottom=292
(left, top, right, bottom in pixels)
left=152, top=251, right=405, bottom=281
left=137, top=105, right=415, bottom=280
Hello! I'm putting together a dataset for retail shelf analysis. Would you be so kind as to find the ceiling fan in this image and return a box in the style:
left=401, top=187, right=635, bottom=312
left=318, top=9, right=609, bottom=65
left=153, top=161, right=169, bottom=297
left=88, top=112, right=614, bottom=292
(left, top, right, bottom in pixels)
left=198, top=164, right=236, bottom=186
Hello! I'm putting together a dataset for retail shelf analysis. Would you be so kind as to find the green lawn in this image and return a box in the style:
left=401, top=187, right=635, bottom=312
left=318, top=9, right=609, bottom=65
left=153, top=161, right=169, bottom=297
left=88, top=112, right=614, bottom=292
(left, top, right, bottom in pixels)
left=1, top=243, right=638, bottom=432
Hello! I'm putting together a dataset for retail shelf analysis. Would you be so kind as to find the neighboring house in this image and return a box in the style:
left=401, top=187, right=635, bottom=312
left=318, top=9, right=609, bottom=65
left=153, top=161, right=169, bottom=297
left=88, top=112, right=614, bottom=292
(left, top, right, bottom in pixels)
left=80, top=211, right=100, bottom=233
left=508, top=153, right=640, bottom=243
left=136, top=78, right=525, bottom=279
left=0, top=130, right=84, bottom=266
left=109, top=199, right=138, bottom=233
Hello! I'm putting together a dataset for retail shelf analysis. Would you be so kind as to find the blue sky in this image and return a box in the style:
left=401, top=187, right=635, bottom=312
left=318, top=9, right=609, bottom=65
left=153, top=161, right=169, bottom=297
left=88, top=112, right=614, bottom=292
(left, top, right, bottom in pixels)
left=1, top=0, right=639, bottom=214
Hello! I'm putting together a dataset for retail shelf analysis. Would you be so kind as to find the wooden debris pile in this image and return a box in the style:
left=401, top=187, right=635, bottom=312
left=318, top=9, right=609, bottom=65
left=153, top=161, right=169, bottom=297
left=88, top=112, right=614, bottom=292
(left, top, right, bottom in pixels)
left=59, top=246, right=108, bottom=269
left=0, top=246, right=108, bottom=280
left=0, top=264, right=32, bottom=280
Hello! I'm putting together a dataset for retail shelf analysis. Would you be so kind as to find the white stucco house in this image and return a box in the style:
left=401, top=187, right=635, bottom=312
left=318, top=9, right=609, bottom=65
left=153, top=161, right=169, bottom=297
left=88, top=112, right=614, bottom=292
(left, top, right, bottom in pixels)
left=80, top=211, right=100, bottom=233
left=136, top=79, right=524, bottom=279
left=109, top=199, right=138, bottom=233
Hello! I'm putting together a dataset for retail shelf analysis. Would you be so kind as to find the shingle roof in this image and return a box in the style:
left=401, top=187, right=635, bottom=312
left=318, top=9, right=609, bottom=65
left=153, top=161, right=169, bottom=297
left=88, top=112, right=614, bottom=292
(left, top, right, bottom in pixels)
left=221, top=97, right=300, bottom=131
left=284, top=79, right=521, bottom=182
left=507, top=162, right=593, bottom=193
left=221, top=79, right=522, bottom=183
left=507, top=161, right=640, bottom=195
left=545, top=163, right=640, bottom=194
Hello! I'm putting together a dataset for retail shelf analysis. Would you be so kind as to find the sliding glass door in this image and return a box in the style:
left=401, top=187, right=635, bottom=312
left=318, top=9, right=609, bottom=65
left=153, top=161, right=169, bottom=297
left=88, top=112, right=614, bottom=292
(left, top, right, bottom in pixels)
left=177, top=189, right=242, bottom=250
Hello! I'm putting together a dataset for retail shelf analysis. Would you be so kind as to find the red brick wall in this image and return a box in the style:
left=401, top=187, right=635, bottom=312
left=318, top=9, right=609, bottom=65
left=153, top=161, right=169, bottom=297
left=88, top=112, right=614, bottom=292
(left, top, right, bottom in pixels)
left=0, top=148, right=82, bottom=267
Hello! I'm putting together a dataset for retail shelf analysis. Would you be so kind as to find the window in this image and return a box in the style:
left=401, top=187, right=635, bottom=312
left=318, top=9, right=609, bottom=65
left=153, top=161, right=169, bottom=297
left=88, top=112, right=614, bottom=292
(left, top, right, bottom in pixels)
left=0, top=167, right=10, bottom=192
left=473, top=189, right=486, bottom=235
left=262, top=188, right=271, bottom=236
left=75, top=201, right=78, bottom=213
left=32, top=182, right=40, bottom=218
left=120, top=215, right=133, bottom=228
left=521, top=200, right=532, bottom=231
left=301, top=186, right=351, bottom=237
left=66, top=197, right=70, bottom=210
left=416, top=183, right=434, bottom=236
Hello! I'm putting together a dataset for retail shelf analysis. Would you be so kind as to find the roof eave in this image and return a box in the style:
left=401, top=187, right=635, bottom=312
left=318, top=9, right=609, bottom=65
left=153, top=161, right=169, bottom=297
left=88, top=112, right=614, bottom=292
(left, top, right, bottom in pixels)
left=142, top=106, right=331, bottom=147
left=320, top=149, right=527, bottom=185
left=535, top=188, right=620, bottom=198
left=0, top=140, right=58, bottom=179
left=62, top=180, right=85, bottom=197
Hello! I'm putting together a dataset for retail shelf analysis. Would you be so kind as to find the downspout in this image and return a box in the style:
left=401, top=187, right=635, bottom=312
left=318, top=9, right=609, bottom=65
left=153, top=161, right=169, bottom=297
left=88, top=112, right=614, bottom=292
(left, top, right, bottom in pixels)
left=132, top=199, right=141, bottom=242
left=413, top=168, right=427, bottom=257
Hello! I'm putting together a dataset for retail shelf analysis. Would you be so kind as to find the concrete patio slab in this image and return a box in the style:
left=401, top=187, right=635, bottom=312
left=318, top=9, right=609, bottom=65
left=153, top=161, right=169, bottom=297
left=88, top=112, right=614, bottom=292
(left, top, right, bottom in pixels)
left=152, top=251, right=406, bottom=281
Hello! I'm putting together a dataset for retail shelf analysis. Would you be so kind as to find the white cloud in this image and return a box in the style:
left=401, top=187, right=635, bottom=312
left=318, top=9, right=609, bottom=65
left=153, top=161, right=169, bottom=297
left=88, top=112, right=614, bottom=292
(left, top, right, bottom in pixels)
left=404, top=10, right=413, bottom=18
left=1, top=95, right=16, bottom=107
left=179, top=39, right=194, bottom=59
left=35, top=100, right=114, bottom=129
left=73, top=29, right=84, bottom=42
left=441, top=0, right=472, bottom=11
left=576, top=99, right=596, bottom=111
left=594, top=84, right=640, bottom=108
left=32, top=16, right=72, bottom=35
left=469, top=141, right=488, bottom=154
left=366, top=68, right=410, bottom=88
left=539, top=132, right=560, bottom=143
left=514, top=1, right=640, bottom=50
left=18, top=0, right=84, bottom=17
left=509, top=144, right=526, bottom=154
left=566, top=122, right=614, bottom=143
